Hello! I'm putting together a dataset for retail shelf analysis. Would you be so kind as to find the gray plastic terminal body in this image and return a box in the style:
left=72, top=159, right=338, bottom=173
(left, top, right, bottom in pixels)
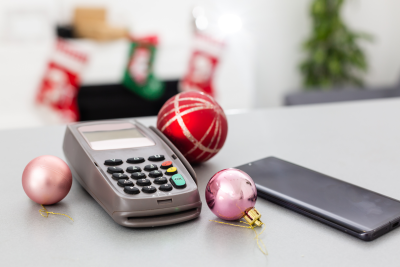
left=63, top=119, right=202, bottom=227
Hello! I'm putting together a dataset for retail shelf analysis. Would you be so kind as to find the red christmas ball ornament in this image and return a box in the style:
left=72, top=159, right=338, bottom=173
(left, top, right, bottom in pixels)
left=157, top=91, right=228, bottom=164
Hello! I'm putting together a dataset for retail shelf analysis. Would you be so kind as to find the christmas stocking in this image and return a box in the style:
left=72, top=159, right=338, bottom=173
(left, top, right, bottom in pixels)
left=180, top=33, right=224, bottom=97
left=122, top=35, right=164, bottom=100
left=36, top=39, right=87, bottom=122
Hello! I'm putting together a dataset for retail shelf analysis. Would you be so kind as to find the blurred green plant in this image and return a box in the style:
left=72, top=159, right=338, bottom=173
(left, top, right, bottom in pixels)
left=299, top=0, right=372, bottom=90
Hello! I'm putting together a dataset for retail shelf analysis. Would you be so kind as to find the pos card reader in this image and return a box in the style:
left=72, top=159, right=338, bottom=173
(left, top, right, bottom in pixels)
left=63, top=119, right=202, bottom=227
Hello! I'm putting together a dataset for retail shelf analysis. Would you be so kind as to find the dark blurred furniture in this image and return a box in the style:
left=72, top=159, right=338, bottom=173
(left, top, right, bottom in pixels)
left=56, top=25, right=75, bottom=39
left=285, top=86, right=400, bottom=106
left=77, top=80, right=179, bottom=121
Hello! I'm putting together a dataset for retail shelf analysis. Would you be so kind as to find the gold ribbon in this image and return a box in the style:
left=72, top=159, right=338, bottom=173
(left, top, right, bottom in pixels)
left=210, top=219, right=268, bottom=255
left=39, top=205, right=74, bottom=222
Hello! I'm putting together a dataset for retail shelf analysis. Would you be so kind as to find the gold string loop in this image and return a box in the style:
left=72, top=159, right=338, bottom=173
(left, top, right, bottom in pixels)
left=39, top=205, right=74, bottom=222
left=210, top=219, right=268, bottom=255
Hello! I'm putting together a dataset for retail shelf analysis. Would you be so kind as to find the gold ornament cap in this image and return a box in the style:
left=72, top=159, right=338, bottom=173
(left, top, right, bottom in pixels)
left=209, top=207, right=267, bottom=255
left=243, top=208, right=262, bottom=227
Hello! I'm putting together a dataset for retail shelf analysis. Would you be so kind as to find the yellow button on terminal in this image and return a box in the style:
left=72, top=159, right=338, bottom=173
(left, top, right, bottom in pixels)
left=166, top=167, right=177, bottom=175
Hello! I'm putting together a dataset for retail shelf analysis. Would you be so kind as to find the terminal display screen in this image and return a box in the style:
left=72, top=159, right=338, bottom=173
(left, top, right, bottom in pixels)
left=79, top=123, right=155, bottom=150
left=83, top=128, right=145, bottom=143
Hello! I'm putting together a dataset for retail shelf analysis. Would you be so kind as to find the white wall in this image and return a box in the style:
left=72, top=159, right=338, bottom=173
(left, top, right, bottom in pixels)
left=344, top=0, right=400, bottom=88
left=255, top=0, right=400, bottom=107
left=254, top=0, right=310, bottom=107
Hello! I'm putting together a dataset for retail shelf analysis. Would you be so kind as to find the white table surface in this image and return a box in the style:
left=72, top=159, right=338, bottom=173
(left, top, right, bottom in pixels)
left=1, top=98, right=400, bottom=266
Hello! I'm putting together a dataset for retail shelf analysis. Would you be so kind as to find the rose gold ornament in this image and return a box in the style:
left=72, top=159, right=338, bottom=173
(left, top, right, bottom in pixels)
left=205, top=168, right=259, bottom=221
left=205, top=168, right=267, bottom=255
left=22, top=155, right=72, bottom=205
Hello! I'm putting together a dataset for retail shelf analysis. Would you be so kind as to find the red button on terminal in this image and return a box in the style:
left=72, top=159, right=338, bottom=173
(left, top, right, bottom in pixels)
left=160, top=161, right=173, bottom=169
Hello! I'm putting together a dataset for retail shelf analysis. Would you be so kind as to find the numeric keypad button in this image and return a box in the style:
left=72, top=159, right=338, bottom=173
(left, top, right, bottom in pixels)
left=136, top=179, right=151, bottom=186
left=131, top=172, right=146, bottom=180
left=127, top=157, right=145, bottom=164
left=126, top=166, right=141, bottom=173
left=148, top=155, right=165, bottom=161
left=154, top=177, right=168, bottom=184
left=159, top=184, right=173, bottom=192
left=142, top=186, right=157, bottom=194
left=104, top=159, right=123, bottom=166
left=117, top=179, right=133, bottom=187
left=144, top=164, right=158, bottom=171
left=107, top=167, right=124, bottom=174
left=149, top=170, right=163, bottom=178
left=112, top=173, right=128, bottom=180
left=124, top=186, right=140, bottom=195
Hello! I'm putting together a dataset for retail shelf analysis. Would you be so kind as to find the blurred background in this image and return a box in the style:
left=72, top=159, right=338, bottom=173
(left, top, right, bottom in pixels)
left=1, top=0, right=400, bottom=130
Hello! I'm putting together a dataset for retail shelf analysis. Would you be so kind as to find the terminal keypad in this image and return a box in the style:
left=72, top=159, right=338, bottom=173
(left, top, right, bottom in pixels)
left=104, top=157, right=186, bottom=195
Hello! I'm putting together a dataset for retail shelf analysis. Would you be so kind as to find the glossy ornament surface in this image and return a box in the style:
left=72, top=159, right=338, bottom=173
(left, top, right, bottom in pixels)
left=22, top=155, right=72, bottom=205
left=156, top=91, right=228, bottom=164
left=205, top=168, right=257, bottom=220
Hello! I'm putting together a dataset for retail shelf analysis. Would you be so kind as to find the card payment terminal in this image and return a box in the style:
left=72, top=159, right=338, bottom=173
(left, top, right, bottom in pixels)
left=63, top=119, right=202, bottom=227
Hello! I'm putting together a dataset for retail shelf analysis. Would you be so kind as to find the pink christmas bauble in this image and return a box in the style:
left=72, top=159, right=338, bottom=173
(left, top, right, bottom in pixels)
left=22, top=155, right=72, bottom=205
left=157, top=91, right=228, bottom=164
left=205, top=168, right=257, bottom=220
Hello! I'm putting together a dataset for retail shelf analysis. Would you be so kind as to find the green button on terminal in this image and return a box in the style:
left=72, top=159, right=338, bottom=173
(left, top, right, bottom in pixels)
left=170, top=174, right=186, bottom=189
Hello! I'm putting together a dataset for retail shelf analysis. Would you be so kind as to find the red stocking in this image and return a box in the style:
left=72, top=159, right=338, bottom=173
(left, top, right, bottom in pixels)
left=37, top=40, right=88, bottom=122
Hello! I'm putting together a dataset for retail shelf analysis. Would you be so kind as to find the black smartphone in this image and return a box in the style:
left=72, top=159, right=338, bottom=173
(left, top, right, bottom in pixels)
left=235, top=156, right=400, bottom=241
